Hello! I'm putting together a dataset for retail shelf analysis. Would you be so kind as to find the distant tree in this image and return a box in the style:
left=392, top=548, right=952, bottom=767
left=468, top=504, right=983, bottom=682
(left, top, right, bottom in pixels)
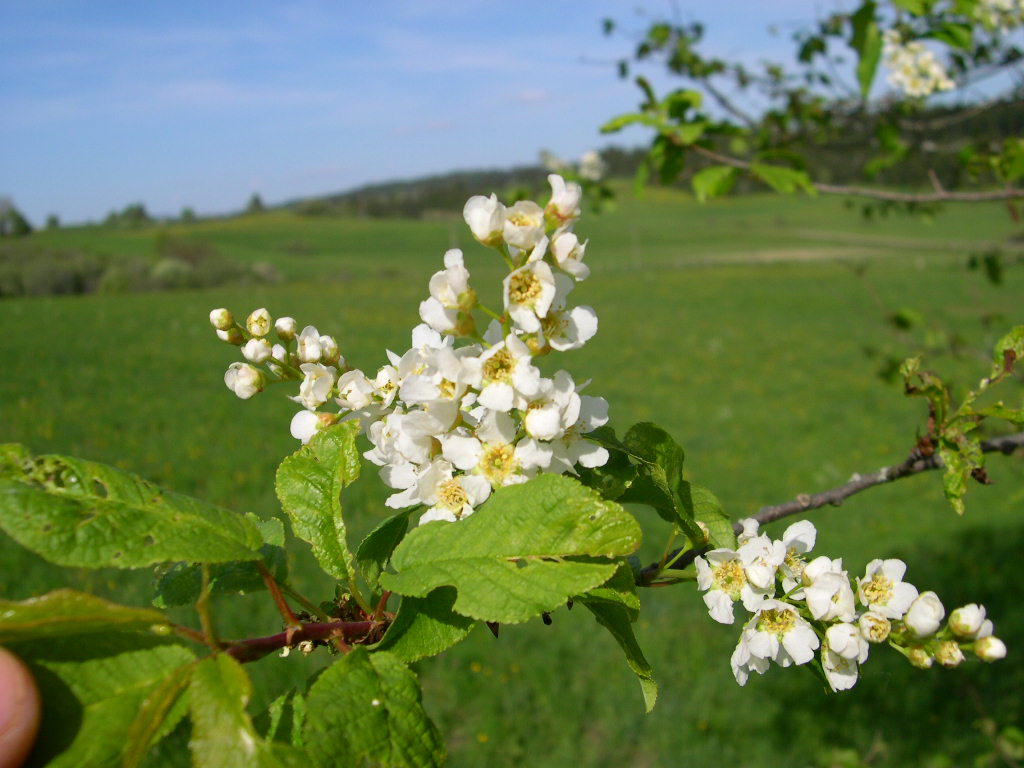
left=45, top=214, right=60, bottom=231
left=120, top=203, right=151, bottom=227
left=0, top=198, right=33, bottom=237
left=246, top=193, right=265, bottom=214
left=180, top=207, right=196, bottom=223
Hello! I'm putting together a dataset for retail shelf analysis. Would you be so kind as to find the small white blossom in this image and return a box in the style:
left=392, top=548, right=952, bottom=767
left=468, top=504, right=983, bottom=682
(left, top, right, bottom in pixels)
left=246, top=308, right=272, bottom=337
left=210, top=308, right=234, bottom=330
left=503, top=200, right=545, bottom=251
left=695, top=548, right=774, bottom=624
left=730, top=600, right=820, bottom=685
left=882, top=30, right=955, bottom=97
left=545, top=174, right=581, bottom=225
left=241, top=337, right=272, bottom=364
left=275, top=316, right=297, bottom=340
left=857, top=558, right=919, bottom=619
left=463, top=194, right=505, bottom=247
left=935, top=640, right=965, bottom=668
left=296, top=326, right=324, bottom=363
left=578, top=150, right=607, bottom=181
left=859, top=611, right=892, bottom=644
left=974, top=635, right=1007, bottom=662
left=290, top=363, right=336, bottom=410
left=904, top=591, right=945, bottom=638
left=224, top=363, right=264, bottom=399
left=550, top=231, right=590, bottom=280
left=949, top=603, right=989, bottom=639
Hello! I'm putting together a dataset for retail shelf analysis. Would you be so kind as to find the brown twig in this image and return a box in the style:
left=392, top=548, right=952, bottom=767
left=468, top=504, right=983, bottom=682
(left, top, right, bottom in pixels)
left=638, top=431, right=1024, bottom=585
left=224, top=620, right=380, bottom=663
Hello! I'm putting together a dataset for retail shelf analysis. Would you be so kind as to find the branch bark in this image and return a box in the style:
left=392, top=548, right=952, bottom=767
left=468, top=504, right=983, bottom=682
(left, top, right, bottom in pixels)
left=224, top=620, right=384, bottom=663
left=639, top=431, right=1024, bottom=585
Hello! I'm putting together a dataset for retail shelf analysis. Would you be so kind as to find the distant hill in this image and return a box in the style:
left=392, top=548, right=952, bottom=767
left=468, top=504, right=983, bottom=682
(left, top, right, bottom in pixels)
left=279, top=146, right=649, bottom=219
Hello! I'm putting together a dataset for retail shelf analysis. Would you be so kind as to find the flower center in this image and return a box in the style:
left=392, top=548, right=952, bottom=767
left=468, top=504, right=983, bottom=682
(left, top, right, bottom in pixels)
left=438, top=378, right=457, bottom=399
left=507, top=211, right=535, bottom=228
left=482, top=348, right=515, bottom=384
left=479, top=443, right=518, bottom=485
left=437, top=479, right=469, bottom=513
left=757, top=608, right=796, bottom=636
left=508, top=270, right=543, bottom=307
left=712, top=560, right=746, bottom=599
left=862, top=572, right=893, bottom=605
left=784, top=547, right=806, bottom=580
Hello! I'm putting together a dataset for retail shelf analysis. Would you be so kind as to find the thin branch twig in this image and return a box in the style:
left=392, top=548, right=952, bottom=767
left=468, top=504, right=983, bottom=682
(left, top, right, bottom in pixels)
left=638, top=431, right=1024, bottom=585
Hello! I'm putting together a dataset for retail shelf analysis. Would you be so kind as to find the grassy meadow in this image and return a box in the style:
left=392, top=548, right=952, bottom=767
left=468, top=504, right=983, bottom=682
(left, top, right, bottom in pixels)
left=2, top=188, right=1023, bottom=767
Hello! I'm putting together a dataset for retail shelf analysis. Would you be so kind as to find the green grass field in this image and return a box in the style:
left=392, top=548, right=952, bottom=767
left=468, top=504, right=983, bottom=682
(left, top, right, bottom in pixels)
left=2, top=189, right=1022, bottom=766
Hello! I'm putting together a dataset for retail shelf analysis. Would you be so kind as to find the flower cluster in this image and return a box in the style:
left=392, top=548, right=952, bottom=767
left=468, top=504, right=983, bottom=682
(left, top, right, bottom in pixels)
left=882, top=30, right=955, bottom=98
left=976, top=0, right=1024, bottom=33
left=696, top=519, right=1006, bottom=691
left=211, top=176, right=609, bottom=526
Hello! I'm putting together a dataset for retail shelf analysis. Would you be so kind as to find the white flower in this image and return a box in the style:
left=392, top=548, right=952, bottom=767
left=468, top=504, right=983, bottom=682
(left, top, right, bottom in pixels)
left=904, top=591, right=945, bottom=638
left=224, top=363, right=264, bottom=399
left=545, top=174, right=581, bottom=225
left=858, top=611, right=892, bottom=644
left=441, top=410, right=532, bottom=488
left=935, top=640, right=965, bottom=668
left=822, top=646, right=860, bottom=692
left=241, top=337, right=272, bottom=364
left=419, top=249, right=475, bottom=334
left=503, top=254, right=557, bottom=334
left=463, top=334, right=541, bottom=413
left=695, top=548, right=773, bottom=624
left=730, top=600, right=820, bottom=684
left=414, top=459, right=491, bottom=524
left=246, top=307, right=272, bottom=337
left=290, top=363, right=336, bottom=410
left=550, top=231, right=590, bottom=280
left=335, top=370, right=376, bottom=411
left=523, top=370, right=579, bottom=441
left=779, top=520, right=816, bottom=594
left=804, top=567, right=856, bottom=623
left=463, top=194, right=506, bottom=247
left=319, top=335, right=341, bottom=365
left=826, top=622, right=870, bottom=663
left=974, top=635, right=1007, bottom=662
left=275, top=316, right=297, bottom=341
left=882, top=30, right=955, bottom=98
left=949, top=603, right=990, bottom=639
left=738, top=534, right=785, bottom=591
left=210, top=308, right=234, bottom=330
left=857, top=558, right=919, bottom=619
left=547, top=394, right=610, bottom=473
left=296, top=325, right=324, bottom=363
left=216, top=327, right=244, bottom=345
left=289, top=410, right=337, bottom=444
left=579, top=150, right=607, bottom=181
left=736, top=518, right=761, bottom=545
left=503, top=200, right=545, bottom=251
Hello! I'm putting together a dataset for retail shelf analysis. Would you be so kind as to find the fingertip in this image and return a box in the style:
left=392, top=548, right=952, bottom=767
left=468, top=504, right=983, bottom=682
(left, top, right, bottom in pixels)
left=0, top=647, right=40, bottom=768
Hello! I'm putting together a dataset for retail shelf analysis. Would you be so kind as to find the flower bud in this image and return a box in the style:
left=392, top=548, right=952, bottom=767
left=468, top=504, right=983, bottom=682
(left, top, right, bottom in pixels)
left=241, top=338, right=272, bottom=364
left=906, top=647, right=933, bottom=669
left=935, top=640, right=964, bottom=668
left=904, top=591, right=945, bottom=638
left=224, top=363, right=264, bottom=399
left=247, top=307, right=272, bottom=337
left=209, top=308, right=234, bottom=330
left=216, top=327, right=244, bottom=345
left=296, top=326, right=322, bottom=363
left=949, top=604, right=986, bottom=638
left=319, top=335, right=341, bottom=365
left=859, top=611, right=892, bottom=644
left=463, top=194, right=506, bottom=247
left=275, top=316, right=297, bottom=341
left=974, top=636, right=1007, bottom=662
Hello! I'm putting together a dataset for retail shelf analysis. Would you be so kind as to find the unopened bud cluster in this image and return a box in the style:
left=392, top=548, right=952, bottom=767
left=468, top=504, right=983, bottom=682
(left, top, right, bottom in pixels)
left=211, top=175, right=609, bottom=526
left=696, top=519, right=1006, bottom=691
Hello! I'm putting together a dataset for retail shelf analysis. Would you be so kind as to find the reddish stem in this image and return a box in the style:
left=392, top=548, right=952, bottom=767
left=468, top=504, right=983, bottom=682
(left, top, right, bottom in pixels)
left=225, top=620, right=378, bottom=663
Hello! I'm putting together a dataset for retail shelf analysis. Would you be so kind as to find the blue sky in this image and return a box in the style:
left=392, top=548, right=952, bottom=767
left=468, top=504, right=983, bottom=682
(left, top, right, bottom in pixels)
left=2, top=1, right=821, bottom=224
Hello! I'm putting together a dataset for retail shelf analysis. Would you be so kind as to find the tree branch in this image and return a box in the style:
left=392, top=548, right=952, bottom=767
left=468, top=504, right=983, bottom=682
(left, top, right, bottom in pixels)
left=689, top=144, right=1024, bottom=203
left=224, top=619, right=384, bottom=663
left=638, top=431, right=1024, bottom=585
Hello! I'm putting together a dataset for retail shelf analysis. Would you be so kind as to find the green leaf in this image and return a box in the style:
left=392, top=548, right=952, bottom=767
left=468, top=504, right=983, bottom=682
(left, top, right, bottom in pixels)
left=691, top=165, right=739, bottom=202
left=10, top=633, right=194, bottom=768
left=123, top=661, right=196, bottom=768
left=356, top=510, right=412, bottom=592
left=939, top=444, right=969, bottom=515
left=576, top=445, right=637, bottom=501
left=374, top=587, right=476, bottom=663
left=893, top=0, right=929, bottom=13
left=380, top=475, right=642, bottom=624
left=600, top=111, right=648, bottom=133
left=304, top=648, right=445, bottom=768
left=257, top=689, right=307, bottom=750
left=582, top=601, right=657, bottom=712
left=678, top=483, right=736, bottom=549
left=189, top=655, right=304, bottom=768
left=276, top=421, right=361, bottom=585
left=931, top=22, right=973, bottom=51
left=0, top=443, right=30, bottom=478
left=0, top=450, right=264, bottom=569
left=153, top=541, right=288, bottom=609
left=750, top=162, right=817, bottom=196
left=579, top=561, right=640, bottom=620
left=849, top=1, right=882, bottom=98
left=0, top=589, right=171, bottom=643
